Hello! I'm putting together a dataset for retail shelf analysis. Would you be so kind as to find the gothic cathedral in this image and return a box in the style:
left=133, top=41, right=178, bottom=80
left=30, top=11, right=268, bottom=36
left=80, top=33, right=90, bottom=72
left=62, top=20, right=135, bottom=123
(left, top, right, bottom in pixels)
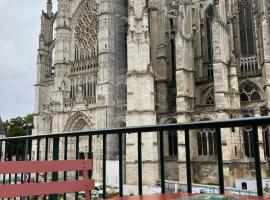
left=34, top=0, right=270, bottom=186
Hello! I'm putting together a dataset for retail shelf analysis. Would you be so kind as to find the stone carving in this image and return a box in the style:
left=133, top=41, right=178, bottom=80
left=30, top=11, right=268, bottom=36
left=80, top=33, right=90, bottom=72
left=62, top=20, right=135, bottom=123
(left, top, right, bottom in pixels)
left=128, top=3, right=149, bottom=43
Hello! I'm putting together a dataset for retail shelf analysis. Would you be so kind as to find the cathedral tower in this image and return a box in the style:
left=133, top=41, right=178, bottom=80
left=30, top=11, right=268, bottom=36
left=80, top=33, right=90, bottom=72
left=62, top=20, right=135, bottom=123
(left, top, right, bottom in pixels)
left=34, top=0, right=270, bottom=188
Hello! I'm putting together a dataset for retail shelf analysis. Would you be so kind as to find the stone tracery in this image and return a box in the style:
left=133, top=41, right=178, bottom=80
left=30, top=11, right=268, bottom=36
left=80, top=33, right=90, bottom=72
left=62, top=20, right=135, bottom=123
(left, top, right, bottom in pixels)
left=240, top=81, right=262, bottom=102
left=64, top=111, right=93, bottom=132
left=68, top=0, right=98, bottom=105
left=74, top=0, right=98, bottom=51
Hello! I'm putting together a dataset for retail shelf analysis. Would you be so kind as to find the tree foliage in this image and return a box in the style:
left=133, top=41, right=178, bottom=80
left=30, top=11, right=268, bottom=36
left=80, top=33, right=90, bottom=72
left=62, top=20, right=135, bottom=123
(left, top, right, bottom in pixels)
left=6, top=114, right=34, bottom=137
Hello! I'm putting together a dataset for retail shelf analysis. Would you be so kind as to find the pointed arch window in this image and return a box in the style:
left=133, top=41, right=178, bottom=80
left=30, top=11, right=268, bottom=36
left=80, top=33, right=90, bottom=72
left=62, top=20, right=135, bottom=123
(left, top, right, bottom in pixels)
left=197, top=129, right=216, bottom=156
left=168, top=130, right=178, bottom=156
left=239, top=0, right=256, bottom=56
left=243, top=127, right=255, bottom=157
left=240, top=81, right=262, bottom=102
left=164, top=119, right=178, bottom=157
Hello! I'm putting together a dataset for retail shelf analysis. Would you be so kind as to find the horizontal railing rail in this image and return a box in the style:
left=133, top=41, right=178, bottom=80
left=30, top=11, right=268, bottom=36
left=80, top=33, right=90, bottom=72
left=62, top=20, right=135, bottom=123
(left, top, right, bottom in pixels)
left=1, top=117, right=269, bottom=141
left=0, top=116, right=269, bottom=199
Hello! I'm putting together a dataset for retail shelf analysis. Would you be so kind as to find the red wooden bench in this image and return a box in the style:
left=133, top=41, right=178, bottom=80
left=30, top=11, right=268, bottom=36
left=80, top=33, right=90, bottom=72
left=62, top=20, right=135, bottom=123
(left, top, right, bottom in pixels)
left=0, top=160, right=94, bottom=199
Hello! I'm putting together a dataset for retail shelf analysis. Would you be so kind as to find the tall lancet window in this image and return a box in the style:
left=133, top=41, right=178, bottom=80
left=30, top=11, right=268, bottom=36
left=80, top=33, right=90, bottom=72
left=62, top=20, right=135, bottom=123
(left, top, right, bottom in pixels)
left=238, top=0, right=259, bottom=75
left=239, top=0, right=256, bottom=57
left=203, top=5, right=214, bottom=79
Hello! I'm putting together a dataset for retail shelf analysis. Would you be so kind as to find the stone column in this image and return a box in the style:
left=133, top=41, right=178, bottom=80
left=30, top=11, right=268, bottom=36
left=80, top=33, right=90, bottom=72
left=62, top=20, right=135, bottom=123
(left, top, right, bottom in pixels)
left=54, top=0, right=71, bottom=106
left=175, top=1, right=195, bottom=183
left=126, top=1, right=158, bottom=186
left=149, top=8, right=169, bottom=114
left=211, top=0, right=233, bottom=186
left=228, top=2, right=240, bottom=112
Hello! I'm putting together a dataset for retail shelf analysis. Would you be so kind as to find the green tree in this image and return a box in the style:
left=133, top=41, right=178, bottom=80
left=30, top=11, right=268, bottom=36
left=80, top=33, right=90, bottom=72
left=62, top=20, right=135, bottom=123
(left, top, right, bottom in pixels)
left=7, top=114, right=34, bottom=137
left=5, top=114, right=34, bottom=160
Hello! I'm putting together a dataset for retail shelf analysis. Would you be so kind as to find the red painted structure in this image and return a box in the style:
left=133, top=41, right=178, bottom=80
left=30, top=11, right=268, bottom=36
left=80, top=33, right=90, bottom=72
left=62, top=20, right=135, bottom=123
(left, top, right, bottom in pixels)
left=0, top=160, right=94, bottom=199
left=110, top=193, right=270, bottom=200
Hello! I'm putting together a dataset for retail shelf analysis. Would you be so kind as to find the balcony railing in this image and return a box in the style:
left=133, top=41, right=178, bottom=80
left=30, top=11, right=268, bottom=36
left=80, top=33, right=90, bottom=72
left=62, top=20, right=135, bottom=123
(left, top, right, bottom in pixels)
left=240, top=56, right=262, bottom=76
left=0, top=117, right=270, bottom=199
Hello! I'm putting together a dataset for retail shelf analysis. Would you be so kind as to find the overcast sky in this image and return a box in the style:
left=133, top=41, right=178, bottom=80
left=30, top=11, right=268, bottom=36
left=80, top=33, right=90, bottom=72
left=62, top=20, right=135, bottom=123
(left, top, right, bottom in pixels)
left=0, top=0, right=57, bottom=121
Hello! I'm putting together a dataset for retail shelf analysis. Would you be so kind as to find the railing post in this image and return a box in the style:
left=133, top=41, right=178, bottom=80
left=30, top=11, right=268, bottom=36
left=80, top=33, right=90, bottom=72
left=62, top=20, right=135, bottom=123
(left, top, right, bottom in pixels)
left=216, top=128, right=224, bottom=194
left=3, top=141, right=7, bottom=185
left=15, top=141, right=20, bottom=184
left=44, top=138, right=49, bottom=200
left=118, top=133, right=123, bottom=197
left=88, top=135, right=92, bottom=178
left=36, top=138, right=40, bottom=182
left=50, top=137, right=59, bottom=200
left=44, top=138, right=49, bottom=182
left=185, top=129, right=192, bottom=193
left=253, top=125, right=263, bottom=196
left=103, top=134, right=107, bottom=199
left=75, top=136, right=79, bottom=200
left=8, top=141, right=13, bottom=184
left=138, top=132, right=142, bottom=195
left=88, top=135, right=93, bottom=199
left=63, top=136, right=68, bottom=200
left=0, top=141, right=3, bottom=184
left=159, top=131, right=165, bottom=194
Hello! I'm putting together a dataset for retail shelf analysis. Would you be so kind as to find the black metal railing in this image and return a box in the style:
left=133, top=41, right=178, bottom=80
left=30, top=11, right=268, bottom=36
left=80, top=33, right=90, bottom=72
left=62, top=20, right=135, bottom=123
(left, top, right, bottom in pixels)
left=0, top=116, right=270, bottom=199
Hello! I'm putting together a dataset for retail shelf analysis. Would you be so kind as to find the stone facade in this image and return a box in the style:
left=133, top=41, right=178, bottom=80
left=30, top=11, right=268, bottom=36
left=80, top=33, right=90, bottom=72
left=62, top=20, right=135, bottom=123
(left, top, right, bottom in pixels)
left=34, top=0, right=270, bottom=186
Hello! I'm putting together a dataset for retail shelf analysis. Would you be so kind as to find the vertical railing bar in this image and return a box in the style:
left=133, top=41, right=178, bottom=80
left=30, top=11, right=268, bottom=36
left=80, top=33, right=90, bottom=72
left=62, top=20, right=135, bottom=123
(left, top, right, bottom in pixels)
left=88, top=135, right=92, bottom=199
left=28, top=139, right=32, bottom=161
left=50, top=137, right=59, bottom=200
left=0, top=141, right=2, bottom=162
left=64, top=136, right=68, bottom=200
left=88, top=135, right=92, bottom=162
left=0, top=141, right=4, bottom=187
left=19, top=141, right=25, bottom=200
left=185, top=129, right=192, bottom=193
left=7, top=142, right=12, bottom=200
left=253, top=125, right=263, bottom=196
left=118, top=133, right=123, bottom=197
left=44, top=137, right=49, bottom=182
left=13, top=141, right=20, bottom=200
left=75, top=135, right=79, bottom=200
left=103, top=134, right=107, bottom=199
left=137, top=132, right=143, bottom=196
left=8, top=141, right=12, bottom=185
left=22, top=139, right=26, bottom=185
left=36, top=138, right=40, bottom=183
left=27, top=139, right=32, bottom=200
left=43, top=137, right=49, bottom=200
left=14, top=140, right=20, bottom=185
left=20, top=140, right=26, bottom=185
left=216, top=128, right=224, bottom=194
left=0, top=141, right=2, bottom=185
left=3, top=141, right=7, bottom=185
left=159, top=130, right=165, bottom=194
